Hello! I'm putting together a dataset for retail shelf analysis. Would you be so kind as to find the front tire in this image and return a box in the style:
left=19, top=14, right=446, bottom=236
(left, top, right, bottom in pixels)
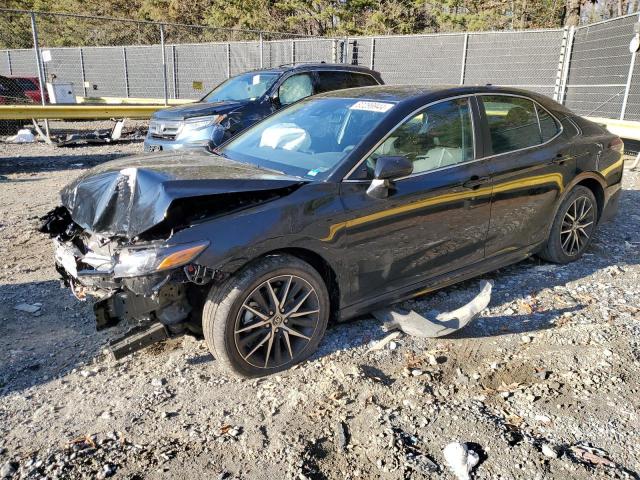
left=540, top=185, right=598, bottom=264
left=202, top=255, right=330, bottom=377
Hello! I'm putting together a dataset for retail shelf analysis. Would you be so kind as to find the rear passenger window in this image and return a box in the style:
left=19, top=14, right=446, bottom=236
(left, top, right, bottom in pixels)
left=367, top=98, right=474, bottom=175
left=482, top=96, right=542, bottom=154
left=536, top=104, right=561, bottom=142
left=316, top=71, right=351, bottom=93
left=348, top=73, right=378, bottom=87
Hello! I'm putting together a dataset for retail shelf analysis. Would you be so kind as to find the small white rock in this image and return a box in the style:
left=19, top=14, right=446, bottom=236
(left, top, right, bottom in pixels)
left=542, top=443, right=559, bottom=459
left=151, top=378, right=165, bottom=387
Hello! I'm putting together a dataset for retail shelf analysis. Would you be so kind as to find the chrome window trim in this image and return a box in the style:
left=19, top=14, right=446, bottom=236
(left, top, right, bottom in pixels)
left=342, top=94, right=477, bottom=181
left=342, top=92, right=564, bottom=183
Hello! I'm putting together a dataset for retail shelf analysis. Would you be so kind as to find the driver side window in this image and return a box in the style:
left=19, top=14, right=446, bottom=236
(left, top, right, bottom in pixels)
left=367, top=98, right=474, bottom=177
left=278, top=73, right=314, bottom=106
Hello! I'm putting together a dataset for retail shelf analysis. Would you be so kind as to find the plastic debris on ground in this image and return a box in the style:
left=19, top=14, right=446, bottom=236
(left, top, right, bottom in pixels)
left=372, top=280, right=492, bottom=338
left=6, top=129, right=35, bottom=143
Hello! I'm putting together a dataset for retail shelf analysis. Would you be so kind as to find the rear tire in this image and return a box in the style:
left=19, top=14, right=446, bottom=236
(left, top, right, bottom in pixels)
left=539, top=185, right=598, bottom=264
left=202, top=254, right=329, bottom=377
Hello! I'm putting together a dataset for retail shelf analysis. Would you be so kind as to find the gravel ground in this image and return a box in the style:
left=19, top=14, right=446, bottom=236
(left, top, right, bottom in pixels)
left=0, top=140, right=639, bottom=480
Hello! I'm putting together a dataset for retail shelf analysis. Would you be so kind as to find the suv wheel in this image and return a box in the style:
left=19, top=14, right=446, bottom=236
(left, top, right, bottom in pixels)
left=540, top=185, right=598, bottom=264
left=202, top=255, right=329, bottom=377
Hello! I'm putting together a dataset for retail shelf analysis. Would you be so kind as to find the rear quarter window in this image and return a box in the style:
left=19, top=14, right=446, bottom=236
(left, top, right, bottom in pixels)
left=349, top=73, right=378, bottom=87
left=536, top=104, right=561, bottom=142
left=15, top=79, right=37, bottom=90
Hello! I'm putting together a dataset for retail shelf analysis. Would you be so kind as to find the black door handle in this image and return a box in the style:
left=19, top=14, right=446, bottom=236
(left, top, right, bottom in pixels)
left=462, top=175, right=489, bottom=189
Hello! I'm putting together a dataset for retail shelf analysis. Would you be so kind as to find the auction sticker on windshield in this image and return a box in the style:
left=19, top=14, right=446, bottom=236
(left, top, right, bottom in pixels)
left=349, top=101, right=394, bottom=112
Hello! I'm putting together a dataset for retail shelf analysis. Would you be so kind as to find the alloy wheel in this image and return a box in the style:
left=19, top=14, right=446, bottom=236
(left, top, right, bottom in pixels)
left=234, top=275, right=321, bottom=369
left=560, top=195, right=595, bottom=257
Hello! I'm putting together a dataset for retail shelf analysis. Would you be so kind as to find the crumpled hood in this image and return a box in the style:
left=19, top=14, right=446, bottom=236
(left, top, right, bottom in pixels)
left=152, top=100, right=250, bottom=121
left=61, top=151, right=303, bottom=239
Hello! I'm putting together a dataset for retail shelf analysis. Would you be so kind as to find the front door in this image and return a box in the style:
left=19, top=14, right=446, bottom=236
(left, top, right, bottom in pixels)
left=339, top=97, right=493, bottom=306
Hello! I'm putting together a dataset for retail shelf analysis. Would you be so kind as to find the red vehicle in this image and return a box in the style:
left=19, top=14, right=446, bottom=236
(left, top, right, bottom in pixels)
left=10, top=76, right=48, bottom=103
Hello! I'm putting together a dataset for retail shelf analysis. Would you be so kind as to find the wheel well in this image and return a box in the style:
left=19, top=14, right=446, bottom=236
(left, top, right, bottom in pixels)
left=265, top=248, right=341, bottom=322
left=576, top=178, right=605, bottom=221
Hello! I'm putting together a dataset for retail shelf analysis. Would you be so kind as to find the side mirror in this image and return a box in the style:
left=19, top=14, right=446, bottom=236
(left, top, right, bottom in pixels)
left=374, top=155, right=413, bottom=180
left=366, top=155, right=413, bottom=199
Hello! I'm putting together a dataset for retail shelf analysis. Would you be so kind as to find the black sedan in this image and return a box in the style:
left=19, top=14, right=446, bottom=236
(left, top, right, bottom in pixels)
left=42, top=85, right=624, bottom=377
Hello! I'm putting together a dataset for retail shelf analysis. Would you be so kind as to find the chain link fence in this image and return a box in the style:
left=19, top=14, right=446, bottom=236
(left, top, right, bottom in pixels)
left=563, top=12, right=640, bottom=120
left=1, top=9, right=640, bottom=139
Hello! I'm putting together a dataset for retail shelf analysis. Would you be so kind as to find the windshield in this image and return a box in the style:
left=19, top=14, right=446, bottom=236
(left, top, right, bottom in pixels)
left=219, top=97, right=396, bottom=179
left=202, top=72, right=279, bottom=102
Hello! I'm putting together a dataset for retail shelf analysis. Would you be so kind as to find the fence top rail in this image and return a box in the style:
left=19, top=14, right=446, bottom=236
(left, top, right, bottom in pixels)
left=346, top=27, right=564, bottom=42
left=574, top=10, right=640, bottom=30
left=0, top=8, right=318, bottom=38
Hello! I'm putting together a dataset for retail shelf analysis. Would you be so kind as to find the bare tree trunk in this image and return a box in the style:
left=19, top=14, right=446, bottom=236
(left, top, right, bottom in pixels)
left=565, top=0, right=581, bottom=26
left=631, top=0, right=639, bottom=13
left=618, top=0, right=629, bottom=16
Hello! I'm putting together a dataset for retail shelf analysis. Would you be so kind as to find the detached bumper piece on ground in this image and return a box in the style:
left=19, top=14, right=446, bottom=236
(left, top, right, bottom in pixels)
left=373, top=281, right=492, bottom=338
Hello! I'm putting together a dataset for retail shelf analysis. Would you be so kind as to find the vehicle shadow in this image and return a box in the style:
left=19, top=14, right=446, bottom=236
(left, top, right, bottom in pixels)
left=0, top=148, right=141, bottom=176
left=0, top=279, right=114, bottom=398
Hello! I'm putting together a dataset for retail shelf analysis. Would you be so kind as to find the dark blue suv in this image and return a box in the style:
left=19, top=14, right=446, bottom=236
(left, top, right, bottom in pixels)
left=144, top=63, right=383, bottom=152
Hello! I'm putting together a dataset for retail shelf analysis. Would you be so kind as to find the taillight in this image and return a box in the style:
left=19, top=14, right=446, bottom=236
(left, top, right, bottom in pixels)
left=609, top=137, right=624, bottom=153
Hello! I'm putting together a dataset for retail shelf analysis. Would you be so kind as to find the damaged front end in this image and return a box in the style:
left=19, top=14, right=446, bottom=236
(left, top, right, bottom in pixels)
left=40, top=152, right=304, bottom=359
left=41, top=206, right=220, bottom=359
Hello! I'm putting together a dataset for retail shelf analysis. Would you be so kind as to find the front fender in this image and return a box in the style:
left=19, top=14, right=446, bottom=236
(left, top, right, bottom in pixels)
left=165, top=182, right=345, bottom=275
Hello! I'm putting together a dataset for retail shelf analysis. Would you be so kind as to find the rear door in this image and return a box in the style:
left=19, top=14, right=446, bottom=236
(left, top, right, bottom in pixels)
left=339, top=96, right=493, bottom=304
left=478, top=94, right=573, bottom=257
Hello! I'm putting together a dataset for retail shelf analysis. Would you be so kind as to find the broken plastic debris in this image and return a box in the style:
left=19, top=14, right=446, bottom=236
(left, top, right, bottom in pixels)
left=372, top=281, right=492, bottom=338
left=443, top=442, right=480, bottom=480
left=7, top=129, right=35, bottom=143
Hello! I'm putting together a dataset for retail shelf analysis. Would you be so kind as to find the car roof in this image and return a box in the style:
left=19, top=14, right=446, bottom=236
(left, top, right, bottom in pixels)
left=242, top=63, right=379, bottom=76
left=314, top=84, right=569, bottom=112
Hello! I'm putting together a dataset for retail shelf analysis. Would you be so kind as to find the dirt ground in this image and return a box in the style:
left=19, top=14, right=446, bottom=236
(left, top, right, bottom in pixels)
left=0, top=140, right=639, bottom=480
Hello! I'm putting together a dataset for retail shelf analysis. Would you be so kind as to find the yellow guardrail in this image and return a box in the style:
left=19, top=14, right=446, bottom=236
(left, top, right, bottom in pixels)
left=76, top=96, right=194, bottom=105
left=584, top=116, right=640, bottom=142
left=0, top=104, right=165, bottom=120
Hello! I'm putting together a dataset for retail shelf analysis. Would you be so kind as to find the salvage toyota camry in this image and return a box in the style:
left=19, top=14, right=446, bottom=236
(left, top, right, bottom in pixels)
left=41, top=85, right=623, bottom=377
